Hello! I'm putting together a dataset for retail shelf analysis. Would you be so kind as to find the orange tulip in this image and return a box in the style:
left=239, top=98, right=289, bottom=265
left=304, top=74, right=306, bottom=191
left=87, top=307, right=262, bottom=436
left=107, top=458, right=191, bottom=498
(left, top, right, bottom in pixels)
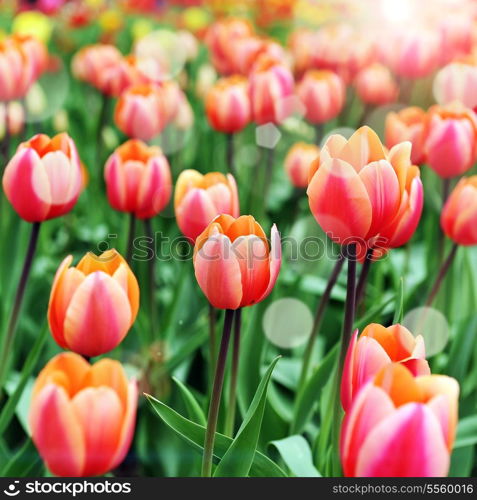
left=441, top=176, right=477, bottom=246
left=307, top=126, right=421, bottom=247
left=385, top=107, right=427, bottom=165
left=284, top=142, right=320, bottom=188
left=30, top=353, right=137, bottom=477
left=354, top=63, right=399, bottom=106
left=341, top=364, right=459, bottom=477
left=341, top=324, right=430, bottom=412
left=205, top=76, right=251, bottom=134
left=175, top=170, right=239, bottom=242
left=48, top=249, right=139, bottom=357
left=193, top=215, right=281, bottom=309
left=104, top=139, right=172, bottom=219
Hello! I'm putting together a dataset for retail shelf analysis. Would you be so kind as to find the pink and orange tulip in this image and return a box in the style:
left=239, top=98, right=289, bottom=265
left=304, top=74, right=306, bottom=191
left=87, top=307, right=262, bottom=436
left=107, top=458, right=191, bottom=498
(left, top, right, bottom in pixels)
left=175, top=170, right=239, bottom=242
left=341, top=364, right=459, bottom=477
left=341, top=323, right=430, bottom=412
left=284, top=142, right=320, bottom=188
left=104, top=140, right=172, bottom=219
left=205, top=76, right=251, bottom=134
left=354, top=64, right=399, bottom=107
left=2, top=133, right=83, bottom=222
left=297, top=70, right=345, bottom=125
left=0, top=37, right=35, bottom=101
left=95, top=55, right=148, bottom=97
left=48, top=249, right=140, bottom=357
left=441, top=176, right=477, bottom=246
left=30, top=353, right=137, bottom=477
left=193, top=215, right=281, bottom=309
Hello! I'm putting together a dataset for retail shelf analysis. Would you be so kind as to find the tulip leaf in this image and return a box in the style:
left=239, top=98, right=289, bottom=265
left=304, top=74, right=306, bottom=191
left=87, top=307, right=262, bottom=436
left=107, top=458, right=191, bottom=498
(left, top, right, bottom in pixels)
left=269, top=435, right=321, bottom=477
left=172, top=377, right=206, bottom=426
left=145, top=394, right=287, bottom=477
left=393, top=278, right=404, bottom=324
left=291, top=343, right=338, bottom=434
left=213, top=356, right=280, bottom=477
left=454, top=416, right=477, bottom=449
left=0, top=438, right=42, bottom=477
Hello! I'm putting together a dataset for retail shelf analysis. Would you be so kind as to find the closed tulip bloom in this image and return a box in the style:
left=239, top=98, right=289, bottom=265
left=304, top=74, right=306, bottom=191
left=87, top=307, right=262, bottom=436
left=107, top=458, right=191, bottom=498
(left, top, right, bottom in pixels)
left=95, top=55, right=148, bottom=97
left=30, top=352, right=137, bottom=477
left=158, top=80, right=182, bottom=125
left=385, top=107, right=427, bottom=165
left=13, top=33, right=48, bottom=80
left=297, top=70, right=345, bottom=124
left=284, top=142, right=320, bottom=188
left=441, top=176, right=477, bottom=245
left=175, top=170, right=239, bottom=242
left=205, top=76, right=251, bottom=133
left=354, top=64, right=399, bottom=107
left=307, top=126, right=420, bottom=245
left=72, top=44, right=122, bottom=88
left=231, top=37, right=287, bottom=76
left=433, top=63, right=477, bottom=111
left=341, top=324, right=430, bottom=412
left=114, top=84, right=165, bottom=140
left=104, top=140, right=172, bottom=219
left=2, top=133, right=82, bottom=222
left=0, top=37, right=34, bottom=101
left=341, top=364, right=459, bottom=477
left=48, top=249, right=140, bottom=357
left=249, top=56, right=295, bottom=125
left=193, top=215, right=281, bottom=309
left=425, top=102, right=477, bottom=179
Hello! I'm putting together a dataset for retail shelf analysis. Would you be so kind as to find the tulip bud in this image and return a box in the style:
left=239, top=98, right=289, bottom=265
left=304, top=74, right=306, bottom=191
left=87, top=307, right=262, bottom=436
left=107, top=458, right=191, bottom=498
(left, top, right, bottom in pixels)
left=30, top=352, right=137, bottom=477
left=354, top=64, right=399, bottom=106
left=385, top=107, right=427, bottom=165
left=114, top=84, right=166, bottom=141
left=284, top=142, right=320, bottom=188
left=193, top=215, right=281, bottom=309
left=2, top=133, right=83, bottom=222
left=48, top=249, right=140, bottom=357
left=72, top=44, right=123, bottom=89
left=297, top=70, right=345, bottom=124
left=104, top=140, right=172, bottom=219
left=425, top=102, right=477, bottom=178
left=341, top=324, right=430, bottom=412
left=341, top=364, right=459, bottom=477
left=441, top=176, right=477, bottom=246
left=205, top=76, right=251, bottom=134
left=175, top=170, right=239, bottom=242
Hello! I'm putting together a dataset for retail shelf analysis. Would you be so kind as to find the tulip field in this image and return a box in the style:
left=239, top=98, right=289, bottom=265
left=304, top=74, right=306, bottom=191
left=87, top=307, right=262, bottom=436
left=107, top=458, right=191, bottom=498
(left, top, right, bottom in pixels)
left=2, top=0, right=477, bottom=481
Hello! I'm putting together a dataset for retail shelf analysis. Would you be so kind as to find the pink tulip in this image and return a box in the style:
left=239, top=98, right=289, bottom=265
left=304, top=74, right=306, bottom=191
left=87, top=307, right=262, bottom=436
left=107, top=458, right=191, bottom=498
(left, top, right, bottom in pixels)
left=2, top=133, right=82, bottom=222
left=72, top=44, right=123, bottom=89
left=95, top=55, right=148, bottom=97
left=288, top=28, right=316, bottom=78
left=341, top=364, right=459, bottom=477
left=104, top=139, right=172, bottom=219
left=341, top=324, right=430, bottom=412
left=354, top=64, right=399, bottom=107
left=433, top=63, right=477, bottom=111
left=284, top=142, right=320, bottom=188
left=0, top=37, right=35, bottom=101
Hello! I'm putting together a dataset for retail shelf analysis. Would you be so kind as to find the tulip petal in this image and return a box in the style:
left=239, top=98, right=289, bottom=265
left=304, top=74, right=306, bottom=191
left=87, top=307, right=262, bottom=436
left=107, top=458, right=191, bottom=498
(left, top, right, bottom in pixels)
left=258, top=223, right=282, bottom=303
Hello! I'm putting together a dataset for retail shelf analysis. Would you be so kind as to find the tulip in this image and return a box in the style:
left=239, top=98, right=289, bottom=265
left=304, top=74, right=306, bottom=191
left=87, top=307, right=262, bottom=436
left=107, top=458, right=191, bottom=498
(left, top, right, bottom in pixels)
left=104, top=139, right=172, bottom=219
left=341, top=324, right=430, bottom=412
left=438, top=15, right=474, bottom=65
left=95, top=55, right=148, bottom=97
left=307, top=126, right=420, bottom=246
left=231, top=37, right=287, bottom=76
left=288, top=28, right=316, bottom=77
left=158, top=80, right=182, bottom=124
left=341, top=363, right=459, bottom=477
left=2, top=133, right=83, bottom=222
left=354, top=64, right=399, bottom=107
left=297, top=70, right=345, bottom=125
left=175, top=170, right=239, bottom=242
left=425, top=102, right=477, bottom=179
left=205, top=76, right=251, bottom=134
left=114, top=84, right=166, bottom=140
left=0, top=101, right=24, bottom=139
left=385, top=107, right=427, bottom=165
left=284, top=142, right=320, bottom=188
left=441, top=176, right=477, bottom=246
left=48, top=249, right=140, bottom=357
left=433, top=63, right=477, bottom=112
left=30, top=352, right=137, bottom=477
left=0, top=37, right=35, bottom=101
left=193, top=214, right=281, bottom=309
left=12, top=33, right=48, bottom=80
left=249, top=56, right=295, bottom=125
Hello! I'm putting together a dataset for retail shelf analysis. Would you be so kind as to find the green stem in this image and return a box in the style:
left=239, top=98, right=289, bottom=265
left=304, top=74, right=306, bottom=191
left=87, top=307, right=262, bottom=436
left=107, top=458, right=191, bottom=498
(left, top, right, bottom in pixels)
left=202, top=309, right=235, bottom=477
left=96, top=93, right=109, bottom=168
left=225, top=308, right=241, bottom=437
left=208, top=303, right=217, bottom=383
left=126, top=213, right=136, bottom=264
left=426, top=243, right=458, bottom=307
left=314, top=124, right=324, bottom=146
left=354, top=246, right=374, bottom=309
left=144, top=218, right=158, bottom=340
left=226, top=133, right=236, bottom=178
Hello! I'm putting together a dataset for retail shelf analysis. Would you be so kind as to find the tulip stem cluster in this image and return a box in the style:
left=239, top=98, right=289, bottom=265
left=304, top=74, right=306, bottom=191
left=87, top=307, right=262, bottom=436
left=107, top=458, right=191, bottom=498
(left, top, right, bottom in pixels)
left=225, top=308, right=242, bottom=437
left=426, top=242, right=459, bottom=307
left=0, top=221, right=41, bottom=396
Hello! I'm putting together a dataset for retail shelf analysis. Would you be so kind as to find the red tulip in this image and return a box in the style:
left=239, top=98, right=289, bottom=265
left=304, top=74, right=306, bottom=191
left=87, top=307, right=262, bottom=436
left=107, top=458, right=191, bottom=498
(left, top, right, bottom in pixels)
left=2, top=133, right=82, bottom=222
left=354, top=64, right=399, bottom=106
left=104, top=139, right=172, bottom=219
left=193, top=215, right=281, bottom=309
left=284, top=142, right=320, bottom=188
left=205, top=76, right=251, bottom=134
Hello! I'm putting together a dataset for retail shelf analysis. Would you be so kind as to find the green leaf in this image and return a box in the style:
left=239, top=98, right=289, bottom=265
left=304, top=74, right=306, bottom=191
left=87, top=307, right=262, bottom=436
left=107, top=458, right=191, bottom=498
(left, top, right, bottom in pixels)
left=0, top=323, right=48, bottom=435
left=270, top=435, right=321, bottom=477
left=172, top=377, right=206, bottom=426
left=0, top=439, right=42, bottom=477
left=214, top=356, right=280, bottom=477
left=393, top=278, right=404, bottom=324
left=291, top=343, right=338, bottom=434
left=450, top=446, right=474, bottom=477
left=146, top=394, right=287, bottom=477
left=447, top=316, right=477, bottom=385
left=454, top=416, right=477, bottom=449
